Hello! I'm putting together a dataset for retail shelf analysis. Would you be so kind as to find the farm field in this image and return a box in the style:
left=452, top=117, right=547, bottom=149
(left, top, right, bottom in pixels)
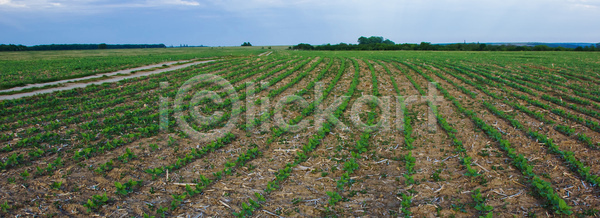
left=0, top=47, right=266, bottom=90
left=1, top=49, right=600, bottom=217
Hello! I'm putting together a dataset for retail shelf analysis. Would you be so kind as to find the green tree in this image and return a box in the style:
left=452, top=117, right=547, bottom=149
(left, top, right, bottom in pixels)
left=358, top=36, right=369, bottom=45
left=358, top=36, right=385, bottom=45
left=368, top=36, right=384, bottom=44
left=98, top=43, right=107, bottom=49
left=419, top=42, right=432, bottom=50
left=533, top=45, right=551, bottom=51
left=241, top=42, right=252, bottom=46
left=292, top=43, right=314, bottom=50
left=383, top=39, right=395, bottom=45
left=479, top=43, right=487, bottom=51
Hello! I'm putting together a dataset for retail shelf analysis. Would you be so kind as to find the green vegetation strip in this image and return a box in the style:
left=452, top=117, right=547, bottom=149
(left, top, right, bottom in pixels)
left=0, top=60, right=242, bottom=174
left=151, top=57, right=337, bottom=215
left=232, top=58, right=358, bottom=217
left=440, top=63, right=600, bottom=149
left=405, top=61, right=573, bottom=215
left=387, top=60, right=484, bottom=216
left=326, top=59, right=378, bottom=215
left=453, top=64, right=600, bottom=132
left=432, top=62, right=600, bottom=187
left=145, top=57, right=315, bottom=179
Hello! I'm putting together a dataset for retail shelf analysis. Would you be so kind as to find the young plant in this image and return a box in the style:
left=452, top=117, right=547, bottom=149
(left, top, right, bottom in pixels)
left=167, top=136, right=177, bottom=147
left=51, top=181, right=63, bottom=190
left=115, top=179, right=143, bottom=195
left=326, top=191, right=343, bottom=205
left=472, top=188, right=493, bottom=217
left=149, top=143, right=159, bottom=151
left=343, top=158, right=359, bottom=174
left=28, top=148, right=44, bottom=158
left=431, top=169, right=444, bottom=182
left=20, top=169, right=30, bottom=180
left=400, top=193, right=412, bottom=217
left=185, top=184, right=201, bottom=197
left=156, top=206, right=169, bottom=217
left=95, top=160, right=115, bottom=174
left=0, top=201, right=10, bottom=213
left=83, top=193, right=111, bottom=213
left=232, top=192, right=266, bottom=217
left=460, top=156, right=480, bottom=177
left=170, top=194, right=186, bottom=210
left=145, top=167, right=164, bottom=180
left=118, top=148, right=137, bottom=163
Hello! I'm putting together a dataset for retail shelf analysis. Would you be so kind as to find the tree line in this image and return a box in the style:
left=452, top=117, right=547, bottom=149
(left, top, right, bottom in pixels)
left=0, top=44, right=167, bottom=52
left=292, top=36, right=600, bottom=52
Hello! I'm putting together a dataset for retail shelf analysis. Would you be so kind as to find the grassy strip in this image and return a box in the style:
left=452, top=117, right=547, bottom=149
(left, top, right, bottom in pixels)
left=0, top=59, right=233, bottom=119
left=0, top=84, right=65, bottom=96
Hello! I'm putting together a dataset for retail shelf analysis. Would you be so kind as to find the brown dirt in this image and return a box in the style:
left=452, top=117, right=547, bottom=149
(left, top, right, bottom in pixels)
left=3, top=55, right=600, bottom=217
left=429, top=64, right=600, bottom=214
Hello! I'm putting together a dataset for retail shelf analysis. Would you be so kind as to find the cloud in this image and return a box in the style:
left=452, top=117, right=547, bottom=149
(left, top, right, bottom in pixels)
left=0, top=0, right=59, bottom=8
left=0, top=0, right=27, bottom=7
left=0, top=0, right=202, bottom=12
left=148, top=0, right=201, bottom=6
left=2, top=0, right=599, bottom=14
left=171, top=0, right=201, bottom=6
left=1, top=0, right=599, bottom=45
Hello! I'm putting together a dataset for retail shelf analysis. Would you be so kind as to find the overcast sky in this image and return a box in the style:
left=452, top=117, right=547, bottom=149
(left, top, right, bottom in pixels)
left=1, top=0, right=599, bottom=46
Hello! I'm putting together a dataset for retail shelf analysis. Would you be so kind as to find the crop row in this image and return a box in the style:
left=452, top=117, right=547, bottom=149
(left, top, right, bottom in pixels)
left=0, top=58, right=251, bottom=127
left=471, top=64, right=600, bottom=121
left=142, top=58, right=330, bottom=216
left=390, top=60, right=491, bottom=215
left=0, top=55, right=316, bottom=215
left=145, top=57, right=319, bottom=179
left=440, top=63, right=600, bottom=148
left=0, top=60, right=239, bottom=170
left=1, top=57, right=304, bottom=180
left=437, top=63, right=600, bottom=187
left=325, top=59, right=378, bottom=215
left=233, top=58, right=359, bottom=217
left=428, top=64, right=600, bottom=211
left=406, top=61, right=573, bottom=215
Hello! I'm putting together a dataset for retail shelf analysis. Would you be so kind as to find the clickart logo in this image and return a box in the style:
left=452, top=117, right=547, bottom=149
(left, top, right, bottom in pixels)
left=160, top=74, right=444, bottom=143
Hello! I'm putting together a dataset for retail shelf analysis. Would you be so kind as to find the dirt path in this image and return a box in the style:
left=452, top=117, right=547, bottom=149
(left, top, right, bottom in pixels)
left=258, top=51, right=272, bottom=56
left=0, top=60, right=215, bottom=100
left=0, top=59, right=200, bottom=93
